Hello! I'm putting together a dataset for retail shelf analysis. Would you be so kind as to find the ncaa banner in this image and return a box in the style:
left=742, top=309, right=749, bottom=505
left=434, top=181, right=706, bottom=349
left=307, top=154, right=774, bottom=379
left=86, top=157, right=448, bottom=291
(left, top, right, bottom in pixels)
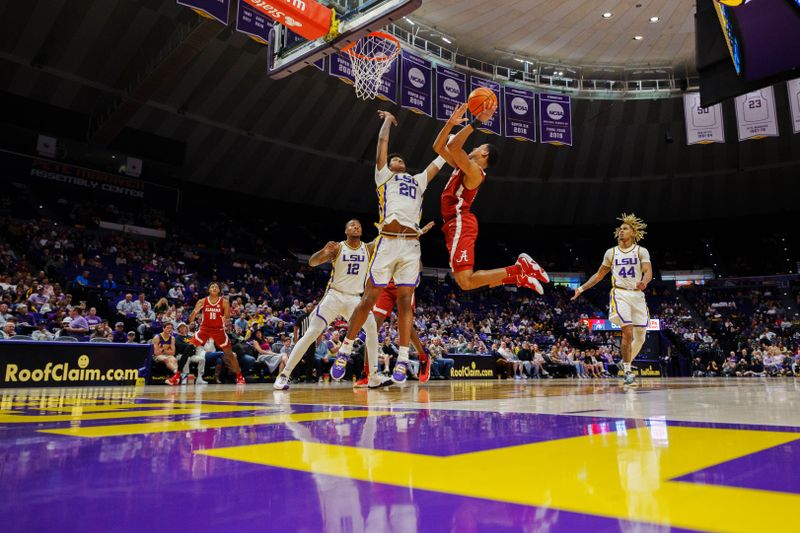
left=329, top=52, right=355, bottom=84
left=435, top=66, right=466, bottom=122
left=734, top=86, right=779, bottom=140
left=469, top=76, right=502, bottom=136
left=788, top=78, right=800, bottom=134
left=177, top=0, right=231, bottom=25
left=683, top=92, right=725, bottom=145
left=236, top=0, right=271, bottom=43
left=539, top=93, right=573, bottom=146
left=400, top=51, right=432, bottom=116
left=376, top=56, right=399, bottom=104
left=503, top=86, right=536, bottom=142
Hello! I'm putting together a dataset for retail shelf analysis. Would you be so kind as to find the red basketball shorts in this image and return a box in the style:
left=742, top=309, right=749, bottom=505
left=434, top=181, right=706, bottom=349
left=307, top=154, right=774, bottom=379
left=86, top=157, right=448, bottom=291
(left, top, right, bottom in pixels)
left=189, top=327, right=231, bottom=350
left=372, top=285, right=416, bottom=318
left=443, top=212, right=478, bottom=273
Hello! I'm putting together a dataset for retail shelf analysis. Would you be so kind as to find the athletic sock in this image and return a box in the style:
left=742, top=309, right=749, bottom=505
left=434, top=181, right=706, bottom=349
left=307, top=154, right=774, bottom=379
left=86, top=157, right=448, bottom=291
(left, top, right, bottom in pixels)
left=339, top=338, right=354, bottom=356
left=398, top=346, right=410, bottom=362
left=501, top=275, right=517, bottom=286
left=623, top=362, right=632, bottom=373
left=505, top=265, right=522, bottom=277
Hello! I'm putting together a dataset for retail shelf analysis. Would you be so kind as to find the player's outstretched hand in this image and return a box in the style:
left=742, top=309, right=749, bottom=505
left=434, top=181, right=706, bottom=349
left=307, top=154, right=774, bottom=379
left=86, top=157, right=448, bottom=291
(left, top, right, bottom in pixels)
left=420, top=221, right=435, bottom=235
left=448, top=103, right=468, bottom=126
left=635, top=281, right=648, bottom=291
left=570, top=289, right=581, bottom=301
left=377, top=110, right=397, bottom=126
left=477, top=100, right=498, bottom=123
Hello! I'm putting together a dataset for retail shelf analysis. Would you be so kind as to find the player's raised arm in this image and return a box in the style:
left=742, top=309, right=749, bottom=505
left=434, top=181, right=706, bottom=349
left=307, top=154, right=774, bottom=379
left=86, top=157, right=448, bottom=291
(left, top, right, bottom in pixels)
left=572, top=264, right=612, bottom=301
left=309, top=241, right=340, bottom=267
left=433, top=103, right=468, bottom=167
left=188, top=299, right=204, bottom=324
left=375, top=110, right=397, bottom=170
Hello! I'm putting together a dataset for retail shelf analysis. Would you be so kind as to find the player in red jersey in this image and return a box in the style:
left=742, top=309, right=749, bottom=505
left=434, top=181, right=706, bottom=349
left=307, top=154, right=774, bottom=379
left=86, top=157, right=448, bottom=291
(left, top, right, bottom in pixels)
left=354, top=279, right=431, bottom=388
left=433, top=102, right=550, bottom=293
left=185, top=282, right=245, bottom=385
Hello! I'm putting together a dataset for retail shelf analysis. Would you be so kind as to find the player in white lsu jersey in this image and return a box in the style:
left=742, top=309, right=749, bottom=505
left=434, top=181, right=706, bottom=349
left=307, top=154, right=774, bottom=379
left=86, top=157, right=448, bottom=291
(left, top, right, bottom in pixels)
left=571, top=214, right=653, bottom=385
left=274, top=219, right=390, bottom=390
left=331, top=110, right=447, bottom=385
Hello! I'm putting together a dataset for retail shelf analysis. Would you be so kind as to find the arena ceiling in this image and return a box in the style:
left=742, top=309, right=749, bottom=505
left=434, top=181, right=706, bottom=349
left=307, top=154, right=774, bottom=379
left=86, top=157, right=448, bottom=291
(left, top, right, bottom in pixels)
left=405, top=0, right=697, bottom=73
left=0, top=1, right=797, bottom=225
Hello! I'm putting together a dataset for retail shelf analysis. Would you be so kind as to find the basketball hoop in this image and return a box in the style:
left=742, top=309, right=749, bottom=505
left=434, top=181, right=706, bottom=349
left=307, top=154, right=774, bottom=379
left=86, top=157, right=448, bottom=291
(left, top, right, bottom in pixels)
left=341, top=31, right=401, bottom=100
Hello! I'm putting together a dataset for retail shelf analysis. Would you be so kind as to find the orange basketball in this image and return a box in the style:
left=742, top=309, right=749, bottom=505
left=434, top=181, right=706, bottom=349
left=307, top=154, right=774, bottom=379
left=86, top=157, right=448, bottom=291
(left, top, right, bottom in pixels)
left=467, top=87, right=497, bottom=116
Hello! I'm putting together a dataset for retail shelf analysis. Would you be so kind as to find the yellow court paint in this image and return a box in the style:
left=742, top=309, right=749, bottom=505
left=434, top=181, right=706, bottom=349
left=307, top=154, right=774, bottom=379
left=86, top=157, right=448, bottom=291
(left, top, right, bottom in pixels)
left=40, top=410, right=396, bottom=438
left=196, top=426, right=800, bottom=533
left=1, top=403, right=263, bottom=423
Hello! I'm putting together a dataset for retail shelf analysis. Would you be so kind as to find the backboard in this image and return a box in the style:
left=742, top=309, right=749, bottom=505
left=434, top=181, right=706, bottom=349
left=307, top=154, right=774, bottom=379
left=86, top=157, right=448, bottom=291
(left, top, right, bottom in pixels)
left=267, top=0, right=420, bottom=79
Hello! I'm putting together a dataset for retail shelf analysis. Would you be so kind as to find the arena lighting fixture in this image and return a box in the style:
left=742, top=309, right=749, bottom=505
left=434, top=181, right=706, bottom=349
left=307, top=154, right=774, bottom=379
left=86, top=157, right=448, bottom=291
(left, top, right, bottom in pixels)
left=404, top=17, right=415, bottom=25
left=650, top=16, right=659, bottom=23
left=602, top=12, right=613, bottom=18
left=442, top=36, right=452, bottom=44
left=634, top=35, right=644, bottom=40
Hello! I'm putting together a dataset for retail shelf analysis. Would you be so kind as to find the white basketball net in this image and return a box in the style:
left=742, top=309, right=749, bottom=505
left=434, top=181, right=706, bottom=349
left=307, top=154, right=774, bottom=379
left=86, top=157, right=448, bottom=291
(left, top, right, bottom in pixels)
left=344, top=33, right=400, bottom=100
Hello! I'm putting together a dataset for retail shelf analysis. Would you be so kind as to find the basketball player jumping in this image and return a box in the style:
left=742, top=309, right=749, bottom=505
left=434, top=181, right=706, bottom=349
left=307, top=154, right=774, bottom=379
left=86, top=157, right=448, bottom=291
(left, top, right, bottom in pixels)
left=571, top=214, right=652, bottom=385
left=274, top=219, right=390, bottom=390
left=433, top=102, right=549, bottom=292
left=187, top=282, right=245, bottom=385
left=331, top=110, right=447, bottom=385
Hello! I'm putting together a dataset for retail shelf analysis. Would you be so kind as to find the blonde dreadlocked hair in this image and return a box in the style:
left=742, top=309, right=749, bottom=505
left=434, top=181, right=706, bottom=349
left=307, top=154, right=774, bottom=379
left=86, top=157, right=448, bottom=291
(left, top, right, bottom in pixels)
left=614, top=213, right=647, bottom=243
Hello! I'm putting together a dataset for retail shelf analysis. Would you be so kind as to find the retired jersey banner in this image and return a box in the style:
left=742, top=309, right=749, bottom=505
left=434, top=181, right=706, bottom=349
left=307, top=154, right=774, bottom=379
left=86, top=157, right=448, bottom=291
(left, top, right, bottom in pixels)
left=400, top=51, right=432, bottom=117
left=788, top=78, right=800, bottom=134
left=236, top=0, right=271, bottom=43
left=469, top=76, right=502, bottom=136
left=435, top=66, right=466, bottom=122
left=539, top=93, right=572, bottom=146
left=503, top=86, right=536, bottom=142
left=376, top=56, right=399, bottom=104
left=177, top=0, right=231, bottom=25
left=683, top=92, right=725, bottom=145
left=735, top=86, right=779, bottom=141
left=329, top=52, right=355, bottom=84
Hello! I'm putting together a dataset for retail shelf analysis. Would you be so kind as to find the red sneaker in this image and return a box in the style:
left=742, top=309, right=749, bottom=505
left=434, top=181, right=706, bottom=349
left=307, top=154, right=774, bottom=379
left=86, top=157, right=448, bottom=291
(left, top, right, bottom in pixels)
left=516, top=254, right=550, bottom=284
left=353, top=377, right=369, bottom=389
left=166, top=373, right=181, bottom=386
left=419, top=356, right=431, bottom=384
left=236, top=374, right=246, bottom=385
left=516, top=275, right=544, bottom=295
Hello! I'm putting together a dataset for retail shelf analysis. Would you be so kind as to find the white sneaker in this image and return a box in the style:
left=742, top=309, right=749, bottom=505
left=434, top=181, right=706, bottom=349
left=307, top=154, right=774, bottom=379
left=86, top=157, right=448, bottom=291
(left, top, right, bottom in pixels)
left=196, top=376, right=207, bottom=385
left=273, top=373, right=290, bottom=390
left=368, top=374, right=393, bottom=389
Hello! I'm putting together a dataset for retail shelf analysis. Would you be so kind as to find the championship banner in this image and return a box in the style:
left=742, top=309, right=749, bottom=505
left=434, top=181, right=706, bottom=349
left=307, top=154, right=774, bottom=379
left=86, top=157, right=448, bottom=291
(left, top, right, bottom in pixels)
left=683, top=92, right=725, bottom=145
left=503, top=86, right=536, bottom=142
left=329, top=52, right=355, bottom=84
left=177, top=0, right=231, bottom=25
left=539, top=93, right=573, bottom=146
left=788, top=78, right=800, bottom=134
left=236, top=0, right=271, bottom=44
left=376, top=56, right=399, bottom=104
left=734, top=86, right=779, bottom=140
left=0, top=340, right=148, bottom=388
left=435, top=65, right=466, bottom=122
left=469, top=76, right=501, bottom=135
left=243, top=0, right=333, bottom=42
left=399, top=50, right=432, bottom=117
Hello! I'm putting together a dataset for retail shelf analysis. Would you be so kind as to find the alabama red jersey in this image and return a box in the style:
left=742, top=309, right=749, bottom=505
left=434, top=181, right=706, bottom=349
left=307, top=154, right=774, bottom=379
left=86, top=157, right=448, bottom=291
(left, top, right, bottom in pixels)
left=440, top=167, right=485, bottom=221
left=200, top=296, right=225, bottom=329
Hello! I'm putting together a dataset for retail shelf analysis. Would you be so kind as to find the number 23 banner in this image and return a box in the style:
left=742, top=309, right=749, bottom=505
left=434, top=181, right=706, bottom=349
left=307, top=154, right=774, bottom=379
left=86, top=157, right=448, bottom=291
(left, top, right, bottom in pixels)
left=734, top=86, right=779, bottom=141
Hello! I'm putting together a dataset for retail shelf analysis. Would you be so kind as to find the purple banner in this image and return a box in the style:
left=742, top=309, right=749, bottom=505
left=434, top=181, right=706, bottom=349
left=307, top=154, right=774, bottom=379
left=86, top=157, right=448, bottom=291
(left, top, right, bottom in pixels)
left=376, top=57, right=399, bottom=104
left=503, top=86, right=536, bottom=142
left=400, top=51, right=432, bottom=117
left=329, top=53, right=355, bottom=84
left=177, top=0, right=230, bottom=25
left=469, top=76, right=501, bottom=136
left=435, top=66, right=466, bottom=122
left=235, top=0, right=270, bottom=44
left=313, top=57, right=326, bottom=71
left=539, top=93, right=572, bottom=146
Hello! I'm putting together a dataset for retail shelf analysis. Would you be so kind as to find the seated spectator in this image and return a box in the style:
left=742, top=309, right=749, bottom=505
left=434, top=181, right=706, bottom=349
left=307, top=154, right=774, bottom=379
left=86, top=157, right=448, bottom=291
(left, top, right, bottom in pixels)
left=112, top=322, right=127, bottom=343
left=92, top=320, right=113, bottom=341
left=0, top=303, right=12, bottom=327
left=706, top=359, right=719, bottom=377
left=126, top=331, right=137, bottom=343
left=380, top=337, right=398, bottom=374
left=153, top=323, right=181, bottom=385
left=691, top=357, right=705, bottom=378
left=253, top=330, right=284, bottom=377
left=2, top=320, right=18, bottom=338
left=132, top=293, right=150, bottom=315
left=14, top=304, right=38, bottom=331
left=62, top=308, right=90, bottom=340
left=136, top=302, right=156, bottom=340
left=101, top=273, right=117, bottom=290
left=313, top=333, right=330, bottom=382
left=85, top=307, right=102, bottom=331
left=28, top=286, right=49, bottom=309
left=429, top=337, right=454, bottom=380
left=181, top=339, right=209, bottom=385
